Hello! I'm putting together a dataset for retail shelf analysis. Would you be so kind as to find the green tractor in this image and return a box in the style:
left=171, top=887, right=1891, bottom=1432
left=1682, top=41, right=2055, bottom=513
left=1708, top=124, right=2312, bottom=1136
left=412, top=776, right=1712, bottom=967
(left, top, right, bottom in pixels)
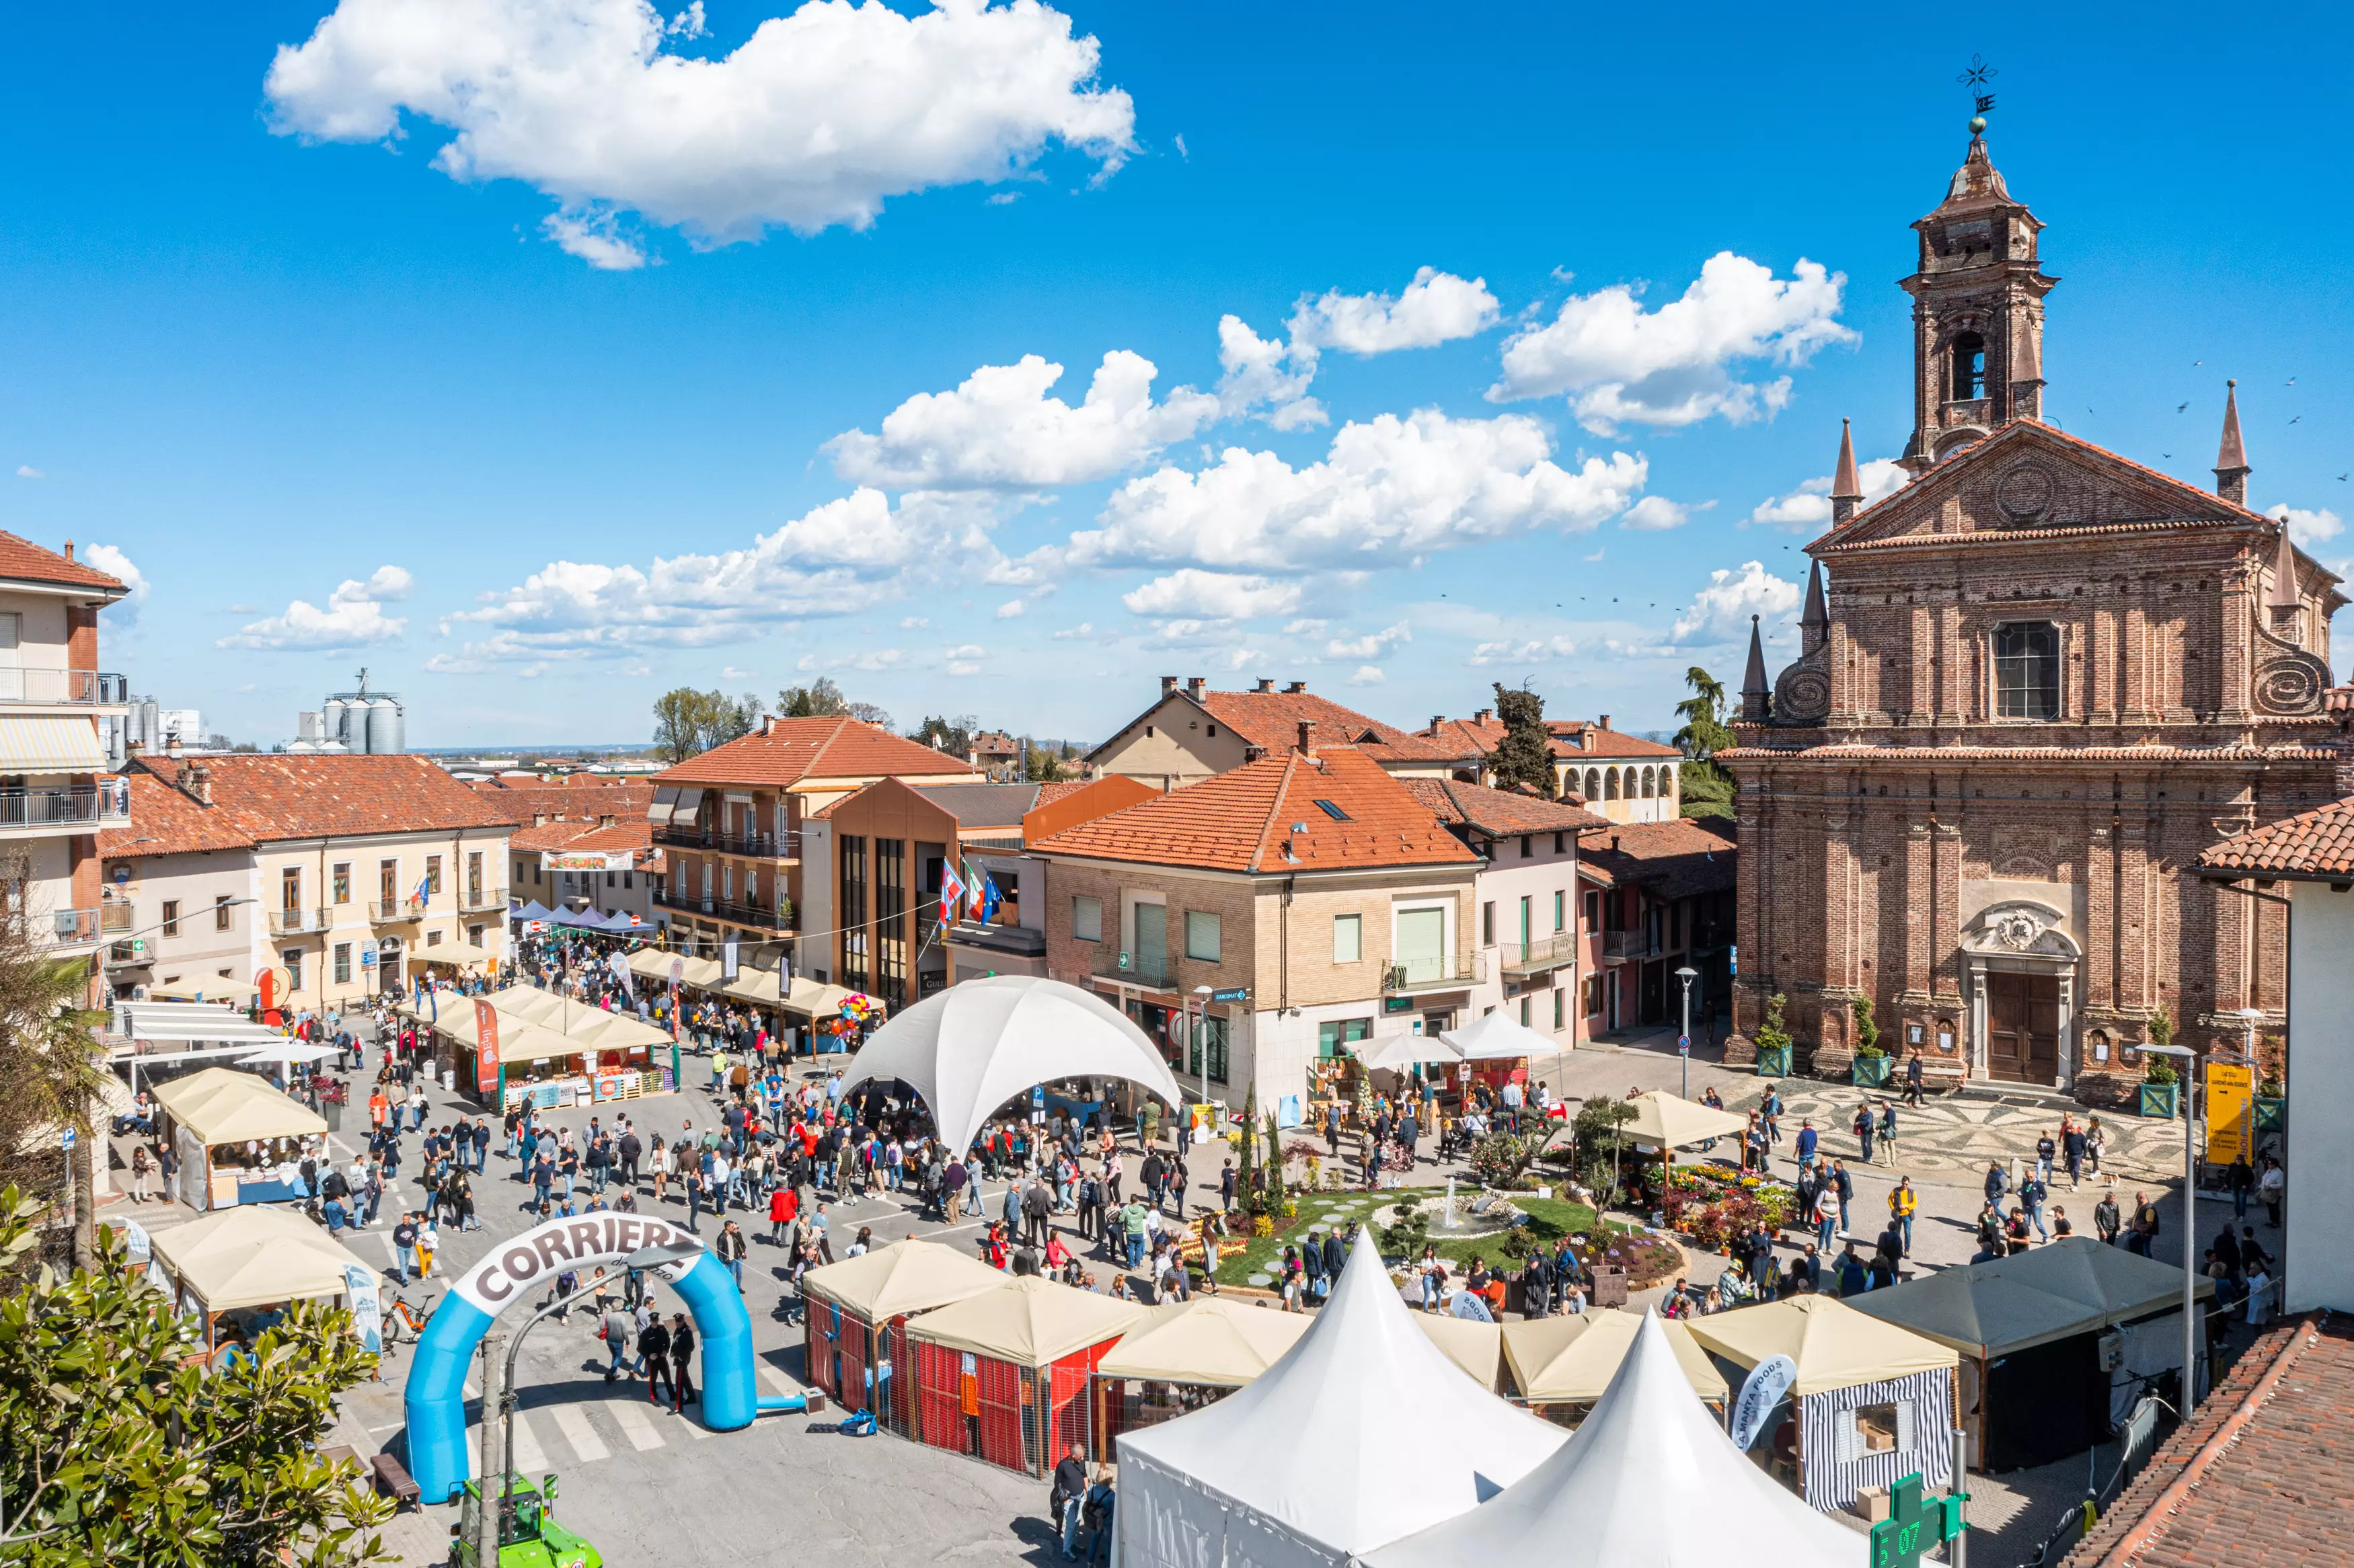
left=449, top=1474, right=603, bottom=1568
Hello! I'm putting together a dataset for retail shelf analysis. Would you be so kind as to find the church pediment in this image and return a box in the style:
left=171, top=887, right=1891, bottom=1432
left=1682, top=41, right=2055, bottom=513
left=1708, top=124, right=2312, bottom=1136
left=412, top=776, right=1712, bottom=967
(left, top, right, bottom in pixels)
left=1819, top=422, right=2251, bottom=553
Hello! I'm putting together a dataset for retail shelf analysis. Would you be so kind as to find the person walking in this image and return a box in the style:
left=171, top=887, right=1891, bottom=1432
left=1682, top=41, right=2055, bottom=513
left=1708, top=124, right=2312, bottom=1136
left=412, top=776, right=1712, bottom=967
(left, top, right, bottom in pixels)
left=1889, top=1177, right=1916, bottom=1255
left=669, top=1313, right=698, bottom=1410
left=641, top=1314, right=675, bottom=1405
left=1903, top=1050, right=1924, bottom=1106
left=2259, top=1157, right=2285, bottom=1228
left=1852, top=1105, right=1874, bottom=1165
left=717, top=1220, right=749, bottom=1290
left=1876, top=1101, right=1898, bottom=1167
left=2094, top=1186, right=2122, bottom=1245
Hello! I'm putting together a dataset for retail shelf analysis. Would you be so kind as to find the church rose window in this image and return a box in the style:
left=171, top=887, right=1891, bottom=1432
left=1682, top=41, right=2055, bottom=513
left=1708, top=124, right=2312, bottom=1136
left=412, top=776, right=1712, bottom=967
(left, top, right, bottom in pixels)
left=1992, top=621, right=2061, bottom=719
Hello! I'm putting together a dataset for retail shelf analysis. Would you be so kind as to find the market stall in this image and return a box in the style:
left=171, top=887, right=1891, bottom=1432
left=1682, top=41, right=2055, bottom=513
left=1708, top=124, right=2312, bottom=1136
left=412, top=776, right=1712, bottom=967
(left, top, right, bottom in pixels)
left=1849, top=1236, right=2211, bottom=1470
left=1687, top=1295, right=1959, bottom=1511
left=1365, top=1314, right=1859, bottom=1568
left=1439, top=1010, right=1563, bottom=1107
left=1095, top=1297, right=1314, bottom=1448
left=906, top=1276, right=1145, bottom=1477
left=150, top=1067, right=330, bottom=1212
left=147, top=1205, right=378, bottom=1354
left=1416, top=1308, right=1505, bottom=1389
left=800, top=1239, right=1010, bottom=1434
left=148, top=978, right=262, bottom=1005
left=1502, top=1308, right=1728, bottom=1427
left=406, top=985, right=671, bottom=1108
left=1117, top=1230, right=1566, bottom=1568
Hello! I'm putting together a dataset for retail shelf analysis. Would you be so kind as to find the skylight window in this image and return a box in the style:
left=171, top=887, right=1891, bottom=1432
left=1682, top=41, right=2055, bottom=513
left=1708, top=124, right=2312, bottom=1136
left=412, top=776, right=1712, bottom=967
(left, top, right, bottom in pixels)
left=1313, top=799, right=1351, bottom=821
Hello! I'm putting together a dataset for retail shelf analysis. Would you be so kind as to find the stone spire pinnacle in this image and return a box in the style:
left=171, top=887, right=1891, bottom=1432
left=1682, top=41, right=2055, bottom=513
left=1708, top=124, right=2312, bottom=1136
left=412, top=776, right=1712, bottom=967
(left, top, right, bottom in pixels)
left=1829, top=420, right=1863, bottom=526
left=2269, top=522, right=2303, bottom=618
left=1800, top=560, right=1829, bottom=655
left=2215, top=380, right=2250, bottom=506
left=1740, top=615, right=1771, bottom=722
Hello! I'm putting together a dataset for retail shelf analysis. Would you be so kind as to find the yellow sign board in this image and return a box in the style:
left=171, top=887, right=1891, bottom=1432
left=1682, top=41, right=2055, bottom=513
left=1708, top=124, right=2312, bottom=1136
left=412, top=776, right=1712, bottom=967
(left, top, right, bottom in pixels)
left=2205, top=1060, right=2254, bottom=1167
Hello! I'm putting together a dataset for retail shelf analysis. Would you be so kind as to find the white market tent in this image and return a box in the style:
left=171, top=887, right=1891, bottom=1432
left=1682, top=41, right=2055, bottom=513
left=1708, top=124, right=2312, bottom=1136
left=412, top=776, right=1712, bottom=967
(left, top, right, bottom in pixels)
left=113, top=999, right=284, bottom=1046
left=1116, top=1229, right=1566, bottom=1568
left=1439, top=1010, right=1561, bottom=1062
left=841, top=975, right=1185, bottom=1157
left=1353, top=1031, right=1460, bottom=1070
left=234, top=1042, right=336, bottom=1068
left=1364, top=1314, right=1860, bottom=1568
left=1620, top=1091, right=1751, bottom=1151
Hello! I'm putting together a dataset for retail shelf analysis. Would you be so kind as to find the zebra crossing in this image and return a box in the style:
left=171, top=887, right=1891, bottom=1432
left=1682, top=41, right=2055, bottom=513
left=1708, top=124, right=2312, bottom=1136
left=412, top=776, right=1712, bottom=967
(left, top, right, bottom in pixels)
left=449, top=1363, right=807, bottom=1475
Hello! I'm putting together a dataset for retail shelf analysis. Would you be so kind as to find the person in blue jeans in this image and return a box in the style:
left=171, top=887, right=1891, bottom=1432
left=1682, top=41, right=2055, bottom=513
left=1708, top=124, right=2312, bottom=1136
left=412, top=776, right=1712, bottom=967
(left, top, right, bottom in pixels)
left=1121, top=1200, right=1147, bottom=1271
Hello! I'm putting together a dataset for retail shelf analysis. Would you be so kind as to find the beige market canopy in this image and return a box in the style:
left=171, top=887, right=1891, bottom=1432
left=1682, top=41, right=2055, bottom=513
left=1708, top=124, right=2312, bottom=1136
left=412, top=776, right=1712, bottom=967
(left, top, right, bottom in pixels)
left=1503, top=1308, right=1729, bottom=1405
left=149, top=978, right=262, bottom=1004
left=153, top=1067, right=328, bottom=1146
left=627, top=949, right=724, bottom=990
left=150, top=1205, right=375, bottom=1311
left=1415, top=1310, right=1503, bottom=1386
left=1620, top=1091, right=1751, bottom=1151
left=720, top=966, right=870, bottom=1021
left=1850, top=1236, right=2211, bottom=1360
left=802, top=1239, right=1009, bottom=1322
left=490, top=986, right=670, bottom=1051
left=905, top=1276, right=1147, bottom=1367
left=1685, top=1294, right=1957, bottom=1397
left=414, top=1000, right=582, bottom=1066
left=1100, top=1297, right=1315, bottom=1384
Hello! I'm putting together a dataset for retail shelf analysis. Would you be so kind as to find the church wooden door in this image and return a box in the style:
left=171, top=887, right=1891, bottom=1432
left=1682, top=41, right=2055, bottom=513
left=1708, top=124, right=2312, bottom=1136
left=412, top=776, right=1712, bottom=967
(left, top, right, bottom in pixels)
left=1986, top=972, right=2061, bottom=1083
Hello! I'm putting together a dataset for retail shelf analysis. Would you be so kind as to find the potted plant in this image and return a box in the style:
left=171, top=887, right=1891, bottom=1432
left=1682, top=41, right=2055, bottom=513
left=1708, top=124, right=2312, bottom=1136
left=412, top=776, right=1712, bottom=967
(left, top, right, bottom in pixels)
left=1849, top=998, right=1891, bottom=1087
left=1754, top=993, right=1793, bottom=1079
left=2137, top=1006, right=2180, bottom=1118
left=2256, top=1071, right=2286, bottom=1133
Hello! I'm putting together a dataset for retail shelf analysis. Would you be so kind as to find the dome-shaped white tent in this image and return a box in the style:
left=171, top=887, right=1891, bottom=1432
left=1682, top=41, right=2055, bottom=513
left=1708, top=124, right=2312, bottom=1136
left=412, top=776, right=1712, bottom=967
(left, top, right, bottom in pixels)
left=1367, top=1312, right=1860, bottom=1568
left=839, top=975, right=1184, bottom=1157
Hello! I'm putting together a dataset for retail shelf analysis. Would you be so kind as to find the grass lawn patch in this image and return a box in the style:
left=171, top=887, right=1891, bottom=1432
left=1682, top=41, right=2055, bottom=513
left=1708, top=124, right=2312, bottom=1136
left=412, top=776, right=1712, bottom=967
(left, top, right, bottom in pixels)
left=1199, top=1189, right=1406, bottom=1286
left=1426, top=1196, right=1601, bottom=1271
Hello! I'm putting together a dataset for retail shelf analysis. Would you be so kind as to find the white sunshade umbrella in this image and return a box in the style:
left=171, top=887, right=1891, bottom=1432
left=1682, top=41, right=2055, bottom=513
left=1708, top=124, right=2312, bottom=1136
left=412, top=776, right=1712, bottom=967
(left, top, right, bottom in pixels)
left=839, top=974, right=1185, bottom=1157
left=1353, top=1031, right=1462, bottom=1071
left=1439, top=1009, right=1562, bottom=1062
left=235, top=1042, right=337, bottom=1066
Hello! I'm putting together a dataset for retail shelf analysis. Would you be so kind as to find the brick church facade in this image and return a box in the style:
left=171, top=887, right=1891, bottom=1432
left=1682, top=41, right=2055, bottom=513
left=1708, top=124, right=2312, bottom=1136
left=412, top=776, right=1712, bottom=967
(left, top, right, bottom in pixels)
left=1723, top=130, right=2345, bottom=1103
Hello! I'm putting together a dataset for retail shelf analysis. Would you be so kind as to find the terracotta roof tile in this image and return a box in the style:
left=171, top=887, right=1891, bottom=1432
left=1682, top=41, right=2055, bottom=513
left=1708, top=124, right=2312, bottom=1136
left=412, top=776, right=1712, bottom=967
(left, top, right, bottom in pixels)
left=98, top=770, right=259, bottom=857
left=467, top=779, right=651, bottom=830
left=1400, top=777, right=1609, bottom=836
left=510, top=818, right=654, bottom=858
left=1197, top=689, right=1466, bottom=763
left=130, top=754, right=518, bottom=842
left=1032, top=747, right=1480, bottom=874
left=0, top=531, right=128, bottom=593
left=2197, top=795, right=2354, bottom=878
left=652, top=715, right=979, bottom=789
left=1546, top=721, right=1682, bottom=760
left=1577, top=818, right=1738, bottom=900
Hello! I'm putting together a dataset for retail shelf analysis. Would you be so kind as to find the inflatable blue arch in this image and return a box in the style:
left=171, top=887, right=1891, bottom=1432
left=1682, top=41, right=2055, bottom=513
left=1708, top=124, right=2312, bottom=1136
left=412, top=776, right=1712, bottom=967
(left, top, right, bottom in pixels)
left=403, top=1213, right=758, bottom=1503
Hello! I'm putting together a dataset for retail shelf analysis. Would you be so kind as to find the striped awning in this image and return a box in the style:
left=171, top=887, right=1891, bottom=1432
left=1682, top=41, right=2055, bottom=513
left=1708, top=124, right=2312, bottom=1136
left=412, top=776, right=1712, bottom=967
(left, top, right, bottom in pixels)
left=0, top=714, right=106, bottom=773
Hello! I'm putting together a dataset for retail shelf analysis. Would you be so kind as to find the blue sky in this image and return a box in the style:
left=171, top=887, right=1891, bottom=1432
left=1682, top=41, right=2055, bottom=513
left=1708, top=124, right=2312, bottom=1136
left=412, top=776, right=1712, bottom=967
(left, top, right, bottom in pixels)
left=3, top=3, right=2347, bottom=748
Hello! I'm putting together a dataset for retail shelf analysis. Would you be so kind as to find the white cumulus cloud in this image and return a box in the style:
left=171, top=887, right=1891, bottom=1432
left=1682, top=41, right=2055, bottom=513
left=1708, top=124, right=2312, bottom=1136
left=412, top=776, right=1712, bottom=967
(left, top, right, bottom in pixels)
left=1346, top=665, right=1385, bottom=686
left=2267, top=502, right=2345, bottom=547
left=1620, top=495, right=1714, bottom=532
left=995, top=598, right=1026, bottom=619
left=1468, top=635, right=1578, bottom=666
left=1748, top=456, right=1909, bottom=533
left=220, top=563, right=414, bottom=650
left=1324, top=621, right=1409, bottom=660
left=264, top=0, right=1137, bottom=268
left=1492, top=252, right=1856, bottom=434
left=1214, top=315, right=1323, bottom=428
left=83, top=545, right=151, bottom=624
left=1671, top=560, right=1800, bottom=645
left=827, top=351, right=1216, bottom=489
left=1121, top=570, right=1303, bottom=621
left=1072, top=410, right=1646, bottom=574
left=14, top=466, right=42, bottom=479
left=1289, top=267, right=1499, bottom=356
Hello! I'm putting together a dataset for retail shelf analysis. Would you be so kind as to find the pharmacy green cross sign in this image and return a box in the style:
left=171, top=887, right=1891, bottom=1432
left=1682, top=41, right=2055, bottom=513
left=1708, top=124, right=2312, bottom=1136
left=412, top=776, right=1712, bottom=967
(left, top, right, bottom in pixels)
left=1869, top=1472, right=1965, bottom=1568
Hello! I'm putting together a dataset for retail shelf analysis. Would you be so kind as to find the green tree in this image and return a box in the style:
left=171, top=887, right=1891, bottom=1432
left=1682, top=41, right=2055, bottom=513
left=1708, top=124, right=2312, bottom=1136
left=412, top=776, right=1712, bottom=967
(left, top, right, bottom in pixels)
left=1024, top=746, right=1069, bottom=783
left=0, top=1188, right=393, bottom=1565
left=1755, top=992, right=1792, bottom=1056
left=650, top=689, right=765, bottom=762
left=1488, top=682, right=1554, bottom=796
left=1852, top=996, right=1883, bottom=1057
left=776, top=678, right=848, bottom=717
left=0, top=869, right=111, bottom=1269
left=911, top=714, right=976, bottom=758
left=1569, top=1096, right=1639, bottom=1204
left=1673, top=665, right=1736, bottom=820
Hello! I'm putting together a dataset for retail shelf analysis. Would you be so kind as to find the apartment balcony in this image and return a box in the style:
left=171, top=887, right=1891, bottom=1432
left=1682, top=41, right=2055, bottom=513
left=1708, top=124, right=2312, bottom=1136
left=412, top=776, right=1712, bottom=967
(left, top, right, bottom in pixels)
left=945, top=920, right=1047, bottom=959
left=652, top=887, right=791, bottom=931
left=100, top=902, right=135, bottom=934
left=0, top=668, right=128, bottom=706
left=0, top=786, right=130, bottom=832
left=1601, top=929, right=1661, bottom=963
left=371, top=896, right=426, bottom=923
left=48, top=907, right=101, bottom=949
left=1498, top=932, right=1580, bottom=980
left=653, top=825, right=799, bottom=859
left=459, top=886, right=508, bottom=913
left=1092, top=948, right=1176, bottom=990
left=271, top=907, right=334, bottom=936
left=1383, top=953, right=1486, bottom=994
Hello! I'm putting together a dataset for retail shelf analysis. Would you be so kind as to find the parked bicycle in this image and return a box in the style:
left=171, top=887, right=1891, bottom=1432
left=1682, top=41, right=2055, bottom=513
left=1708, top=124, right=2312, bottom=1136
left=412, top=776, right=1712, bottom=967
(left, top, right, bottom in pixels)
left=380, top=1290, right=439, bottom=1351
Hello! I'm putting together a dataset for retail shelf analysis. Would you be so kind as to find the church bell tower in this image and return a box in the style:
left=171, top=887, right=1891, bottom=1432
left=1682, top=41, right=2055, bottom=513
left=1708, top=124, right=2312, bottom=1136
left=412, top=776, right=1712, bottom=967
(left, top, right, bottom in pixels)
left=1897, top=126, right=2059, bottom=474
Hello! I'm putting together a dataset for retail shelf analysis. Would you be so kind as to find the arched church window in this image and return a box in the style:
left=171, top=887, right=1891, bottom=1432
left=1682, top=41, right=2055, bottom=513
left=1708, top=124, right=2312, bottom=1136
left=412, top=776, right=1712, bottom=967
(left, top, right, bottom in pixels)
left=1950, top=331, right=1987, bottom=400
left=1992, top=621, right=2061, bottom=719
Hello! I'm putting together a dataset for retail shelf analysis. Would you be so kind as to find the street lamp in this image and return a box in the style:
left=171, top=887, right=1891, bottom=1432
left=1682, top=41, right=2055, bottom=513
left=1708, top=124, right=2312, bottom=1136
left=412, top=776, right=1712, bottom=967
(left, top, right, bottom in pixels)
left=1191, top=984, right=1214, bottom=1114
left=1674, top=966, right=1698, bottom=1099
left=2139, top=1041, right=2201, bottom=1409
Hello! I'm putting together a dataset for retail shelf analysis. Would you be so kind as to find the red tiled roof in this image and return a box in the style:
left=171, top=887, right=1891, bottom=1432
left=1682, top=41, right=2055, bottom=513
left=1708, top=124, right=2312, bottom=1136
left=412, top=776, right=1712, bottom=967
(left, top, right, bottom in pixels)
left=2061, top=1317, right=2353, bottom=1568
left=467, top=779, right=652, bottom=830
left=1031, top=746, right=1480, bottom=874
left=1196, top=689, right=1466, bottom=763
left=2197, top=795, right=2354, bottom=879
left=0, top=531, right=128, bottom=593
left=652, top=715, right=977, bottom=789
left=510, top=818, right=654, bottom=857
left=130, top=754, right=519, bottom=842
left=99, top=769, right=260, bottom=857
left=1400, top=777, right=1608, bottom=836
left=1547, top=721, right=1681, bottom=760
left=1577, top=818, right=1737, bottom=900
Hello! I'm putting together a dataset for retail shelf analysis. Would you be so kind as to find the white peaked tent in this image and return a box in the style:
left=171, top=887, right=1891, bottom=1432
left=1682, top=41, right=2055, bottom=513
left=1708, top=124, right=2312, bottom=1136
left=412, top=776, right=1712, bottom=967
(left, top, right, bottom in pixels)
left=839, top=975, right=1185, bottom=1157
left=1117, top=1228, right=1566, bottom=1568
left=1439, top=1009, right=1560, bottom=1062
left=1365, top=1313, right=1859, bottom=1568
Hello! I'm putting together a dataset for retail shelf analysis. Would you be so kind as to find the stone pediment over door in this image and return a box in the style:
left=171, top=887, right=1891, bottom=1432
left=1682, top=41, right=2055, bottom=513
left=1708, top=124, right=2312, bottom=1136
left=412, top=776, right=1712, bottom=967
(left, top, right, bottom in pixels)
left=1961, top=898, right=2082, bottom=964
left=1818, top=421, right=2251, bottom=550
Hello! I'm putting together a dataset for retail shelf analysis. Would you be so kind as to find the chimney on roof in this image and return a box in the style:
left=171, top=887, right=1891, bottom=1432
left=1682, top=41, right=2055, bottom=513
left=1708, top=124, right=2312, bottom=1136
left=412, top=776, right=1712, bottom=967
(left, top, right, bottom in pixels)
left=180, top=760, right=213, bottom=808
left=1162, top=675, right=1179, bottom=696
left=600, top=813, right=615, bottom=828
left=1256, top=678, right=1275, bottom=693
left=1611, top=835, right=1620, bottom=854
left=1295, top=721, right=1314, bottom=757
left=1285, top=680, right=1306, bottom=694
left=1429, top=715, right=1444, bottom=736
left=1474, top=708, right=1492, bottom=727
left=1186, top=676, right=1206, bottom=699
left=1599, top=714, right=1611, bottom=731
left=62, top=541, right=73, bottom=562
